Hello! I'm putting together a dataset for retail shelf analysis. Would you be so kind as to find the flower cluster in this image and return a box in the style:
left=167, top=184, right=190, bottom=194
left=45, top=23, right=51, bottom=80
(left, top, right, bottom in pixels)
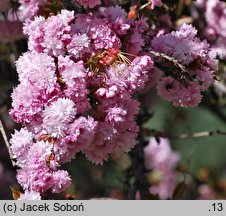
left=8, top=1, right=218, bottom=200
left=144, top=137, right=180, bottom=199
left=195, top=0, right=226, bottom=60
left=10, top=8, right=153, bottom=198
left=151, top=24, right=217, bottom=107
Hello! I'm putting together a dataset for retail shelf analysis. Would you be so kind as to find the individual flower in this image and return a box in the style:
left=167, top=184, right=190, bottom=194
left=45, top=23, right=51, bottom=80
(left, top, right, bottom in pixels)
left=103, top=6, right=130, bottom=35
left=144, top=137, right=180, bottom=170
left=126, top=31, right=145, bottom=55
left=105, top=106, right=127, bottom=125
left=16, top=52, right=57, bottom=91
left=134, top=16, right=149, bottom=33
left=10, top=128, right=34, bottom=168
left=82, top=122, right=116, bottom=164
left=51, top=170, right=71, bottom=193
left=67, top=33, right=90, bottom=59
left=42, top=98, right=77, bottom=138
left=157, top=77, right=202, bottom=107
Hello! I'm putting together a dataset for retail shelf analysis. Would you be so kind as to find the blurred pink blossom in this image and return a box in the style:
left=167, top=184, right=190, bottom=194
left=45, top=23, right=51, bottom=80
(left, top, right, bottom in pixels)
left=144, top=137, right=180, bottom=199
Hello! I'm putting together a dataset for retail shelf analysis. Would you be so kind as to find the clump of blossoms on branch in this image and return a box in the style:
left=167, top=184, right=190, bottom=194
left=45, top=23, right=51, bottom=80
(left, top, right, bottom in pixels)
left=151, top=24, right=217, bottom=107
left=9, top=2, right=217, bottom=199
left=9, top=8, right=153, bottom=199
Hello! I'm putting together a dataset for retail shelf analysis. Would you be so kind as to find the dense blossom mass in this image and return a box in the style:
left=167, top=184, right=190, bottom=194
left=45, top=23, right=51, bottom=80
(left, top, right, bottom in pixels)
left=152, top=24, right=217, bottom=107
left=7, top=1, right=218, bottom=199
left=10, top=8, right=153, bottom=198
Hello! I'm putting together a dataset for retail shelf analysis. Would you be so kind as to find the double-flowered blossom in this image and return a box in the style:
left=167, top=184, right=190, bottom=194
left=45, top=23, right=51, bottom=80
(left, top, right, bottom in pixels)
left=10, top=8, right=154, bottom=198
left=152, top=24, right=217, bottom=107
left=144, top=137, right=180, bottom=199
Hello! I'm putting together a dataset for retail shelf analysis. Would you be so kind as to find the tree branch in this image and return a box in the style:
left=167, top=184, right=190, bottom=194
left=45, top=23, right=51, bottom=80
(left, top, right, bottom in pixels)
left=0, top=119, right=15, bottom=166
left=146, top=128, right=226, bottom=140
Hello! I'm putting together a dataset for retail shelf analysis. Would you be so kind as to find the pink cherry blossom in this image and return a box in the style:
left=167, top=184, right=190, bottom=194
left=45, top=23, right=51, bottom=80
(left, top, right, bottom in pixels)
left=144, top=137, right=180, bottom=199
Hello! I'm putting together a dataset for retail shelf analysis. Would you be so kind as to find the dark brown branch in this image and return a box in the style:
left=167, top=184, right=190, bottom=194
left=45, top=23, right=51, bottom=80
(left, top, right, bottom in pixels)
left=0, top=120, right=15, bottom=166
left=125, top=94, right=153, bottom=200
left=146, top=128, right=226, bottom=140
left=149, top=50, right=195, bottom=86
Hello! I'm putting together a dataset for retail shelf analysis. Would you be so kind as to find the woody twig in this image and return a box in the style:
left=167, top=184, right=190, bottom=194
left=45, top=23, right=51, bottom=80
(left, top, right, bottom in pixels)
left=0, top=119, right=15, bottom=166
